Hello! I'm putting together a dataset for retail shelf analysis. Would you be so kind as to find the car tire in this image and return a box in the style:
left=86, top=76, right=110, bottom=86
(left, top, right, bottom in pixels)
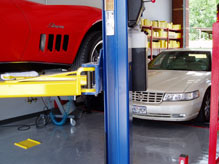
left=71, top=31, right=103, bottom=112
left=84, top=92, right=104, bottom=112
left=71, top=31, right=102, bottom=69
left=196, top=89, right=210, bottom=122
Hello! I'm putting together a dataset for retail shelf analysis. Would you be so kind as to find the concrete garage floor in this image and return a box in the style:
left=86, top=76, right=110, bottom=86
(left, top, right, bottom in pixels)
left=0, top=112, right=217, bottom=164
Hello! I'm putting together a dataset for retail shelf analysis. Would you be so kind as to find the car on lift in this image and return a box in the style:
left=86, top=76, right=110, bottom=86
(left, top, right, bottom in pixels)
left=0, top=0, right=102, bottom=73
left=132, top=49, right=211, bottom=122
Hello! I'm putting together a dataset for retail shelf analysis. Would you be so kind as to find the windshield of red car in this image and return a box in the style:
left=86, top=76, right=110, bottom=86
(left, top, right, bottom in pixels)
left=148, top=51, right=211, bottom=71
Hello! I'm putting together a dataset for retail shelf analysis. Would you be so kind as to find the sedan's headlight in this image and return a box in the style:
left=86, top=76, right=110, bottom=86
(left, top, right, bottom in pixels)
left=163, top=90, right=200, bottom=101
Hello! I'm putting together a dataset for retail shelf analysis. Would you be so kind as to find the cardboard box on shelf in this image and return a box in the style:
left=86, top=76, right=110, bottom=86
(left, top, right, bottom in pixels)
left=152, top=31, right=159, bottom=37
left=152, top=21, right=158, bottom=27
left=151, top=41, right=160, bottom=48
left=175, top=33, right=181, bottom=39
left=173, top=24, right=181, bottom=30
left=158, top=21, right=168, bottom=28
left=169, top=32, right=176, bottom=38
left=169, top=40, right=174, bottom=48
left=167, top=23, right=173, bottom=29
left=147, top=42, right=150, bottom=48
left=175, top=41, right=180, bottom=48
left=170, top=41, right=181, bottom=48
left=144, top=19, right=152, bottom=26
left=158, top=30, right=167, bottom=38
left=159, top=40, right=166, bottom=48
left=141, top=19, right=144, bottom=26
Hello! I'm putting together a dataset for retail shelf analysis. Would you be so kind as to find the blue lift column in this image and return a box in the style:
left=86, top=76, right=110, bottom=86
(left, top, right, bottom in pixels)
left=103, top=0, right=130, bottom=163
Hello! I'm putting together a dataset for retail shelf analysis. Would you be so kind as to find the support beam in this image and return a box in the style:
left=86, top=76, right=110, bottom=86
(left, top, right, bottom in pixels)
left=103, top=0, right=130, bottom=163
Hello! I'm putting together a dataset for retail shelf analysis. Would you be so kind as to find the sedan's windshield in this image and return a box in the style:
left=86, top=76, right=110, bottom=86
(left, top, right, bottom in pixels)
left=148, top=51, right=211, bottom=71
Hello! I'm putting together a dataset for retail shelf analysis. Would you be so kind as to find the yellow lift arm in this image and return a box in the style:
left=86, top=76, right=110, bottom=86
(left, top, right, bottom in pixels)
left=0, top=67, right=96, bottom=98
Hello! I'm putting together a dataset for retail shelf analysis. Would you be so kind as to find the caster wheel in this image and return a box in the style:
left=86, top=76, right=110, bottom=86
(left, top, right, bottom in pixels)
left=70, top=118, right=76, bottom=126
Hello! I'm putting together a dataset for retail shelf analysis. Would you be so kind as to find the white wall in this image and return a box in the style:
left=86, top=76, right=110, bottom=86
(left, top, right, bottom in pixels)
left=0, top=98, right=45, bottom=121
left=143, top=0, right=172, bottom=22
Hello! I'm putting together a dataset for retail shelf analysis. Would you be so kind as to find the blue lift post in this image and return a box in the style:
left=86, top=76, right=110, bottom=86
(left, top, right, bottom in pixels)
left=103, top=0, right=130, bottom=163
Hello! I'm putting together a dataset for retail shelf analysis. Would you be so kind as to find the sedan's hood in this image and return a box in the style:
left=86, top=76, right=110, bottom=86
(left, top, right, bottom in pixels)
left=147, top=70, right=210, bottom=92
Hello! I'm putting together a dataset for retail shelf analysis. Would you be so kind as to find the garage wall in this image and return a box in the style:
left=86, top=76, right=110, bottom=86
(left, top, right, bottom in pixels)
left=143, top=0, right=172, bottom=22
left=0, top=98, right=45, bottom=121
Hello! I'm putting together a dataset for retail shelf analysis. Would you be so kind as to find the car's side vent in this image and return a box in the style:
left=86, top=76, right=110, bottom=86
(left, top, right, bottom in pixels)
left=55, top=34, right=62, bottom=51
left=39, top=34, right=69, bottom=52
left=48, top=34, right=54, bottom=51
left=63, top=35, right=69, bottom=51
left=40, top=34, right=46, bottom=51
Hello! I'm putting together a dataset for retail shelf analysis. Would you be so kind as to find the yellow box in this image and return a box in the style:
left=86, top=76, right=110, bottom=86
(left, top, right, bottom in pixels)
left=172, top=41, right=177, bottom=48
left=176, top=41, right=180, bottom=48
left=158, top=30, right=167, bottom=38
left=152, top=42, right=156, bottom=48
left=144, top=19, right=152, bottom=26
left=175, top=33, right=181, bottom=39
left=167, top=22, right=173, bottom=29
left=152, top=21, right=158, bottom=27
left=169, top=32, right=176, bottom=38
left=147, top=42, right=150, bottom=48
left=159, top=21, right=168, bottom=28
left=173, top=24, right=182, bottom=30
left=152, top=42, right=160, bottom=48
left=157, top=42, right=160, bottom=48
left=159, top=40, right=166, bottom=48
left=168, top=40, right=174, bottom=48
left=141, top=19, right=144, bottom=26
left=170, top=41, right=181, bottom=48
left=152, top=31, right=159, bottom=37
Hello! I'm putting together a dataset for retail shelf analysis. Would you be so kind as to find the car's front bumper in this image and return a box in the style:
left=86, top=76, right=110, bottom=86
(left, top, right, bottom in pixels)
left=132, top=98, right=202, bottom=121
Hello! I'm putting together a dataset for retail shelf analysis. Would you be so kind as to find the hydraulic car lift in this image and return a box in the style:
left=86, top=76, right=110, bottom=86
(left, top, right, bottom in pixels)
left=0, top=0, right=151, bottom=163
left=0, top=61, right=103, bottom=98
left=0, top=56, right=103, bottom=126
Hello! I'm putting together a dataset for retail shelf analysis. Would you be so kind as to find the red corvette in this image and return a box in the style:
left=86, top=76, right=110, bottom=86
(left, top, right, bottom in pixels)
left=0, top=0, right=102, bottom=72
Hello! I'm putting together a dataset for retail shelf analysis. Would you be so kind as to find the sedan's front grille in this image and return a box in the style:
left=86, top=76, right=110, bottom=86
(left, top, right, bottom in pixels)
left=132, top=91, right=164, bottom=104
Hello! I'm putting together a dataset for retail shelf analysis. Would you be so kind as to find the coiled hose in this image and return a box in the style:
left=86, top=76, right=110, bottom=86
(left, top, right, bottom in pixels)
left=50, top=97, right=73, bottom=126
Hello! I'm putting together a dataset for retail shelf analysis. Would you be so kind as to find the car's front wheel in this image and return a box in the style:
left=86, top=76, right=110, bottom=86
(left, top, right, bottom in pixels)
left=197, top=89, right=210, bottom=122
left=71, top=31, right=102, bottom=69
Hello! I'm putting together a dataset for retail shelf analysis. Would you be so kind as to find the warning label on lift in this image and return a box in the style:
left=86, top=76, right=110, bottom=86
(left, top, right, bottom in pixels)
left=104, top=0, right=114, bottom=36
left=105, top=11, right=114, bottom=36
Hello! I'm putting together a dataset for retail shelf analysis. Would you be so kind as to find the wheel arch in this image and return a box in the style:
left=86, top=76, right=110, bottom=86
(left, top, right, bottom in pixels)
left=73, top=21, right=102, bottom=64
left=204, top=86, right=211, bottom=96
left=86, top=21, right=102, bottom=35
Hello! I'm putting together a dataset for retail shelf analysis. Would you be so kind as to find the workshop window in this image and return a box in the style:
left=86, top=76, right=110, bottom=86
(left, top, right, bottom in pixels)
left=55, top=34, right=62, bottom=51
left=48, top=34, right=54, bottom=52
left=63, top=35, right=69, bottom=51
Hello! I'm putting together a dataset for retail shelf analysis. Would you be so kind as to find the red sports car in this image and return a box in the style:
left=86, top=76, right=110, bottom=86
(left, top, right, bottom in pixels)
left=0, top=0, right=102, bottom=72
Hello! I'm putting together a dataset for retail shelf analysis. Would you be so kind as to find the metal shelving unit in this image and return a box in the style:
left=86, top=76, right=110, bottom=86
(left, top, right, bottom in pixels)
left=142, top=25, right=183, bottom=60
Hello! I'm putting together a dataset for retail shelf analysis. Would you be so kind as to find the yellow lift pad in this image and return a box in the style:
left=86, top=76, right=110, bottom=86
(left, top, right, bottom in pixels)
left=14, top=138, right=41, bottom=150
